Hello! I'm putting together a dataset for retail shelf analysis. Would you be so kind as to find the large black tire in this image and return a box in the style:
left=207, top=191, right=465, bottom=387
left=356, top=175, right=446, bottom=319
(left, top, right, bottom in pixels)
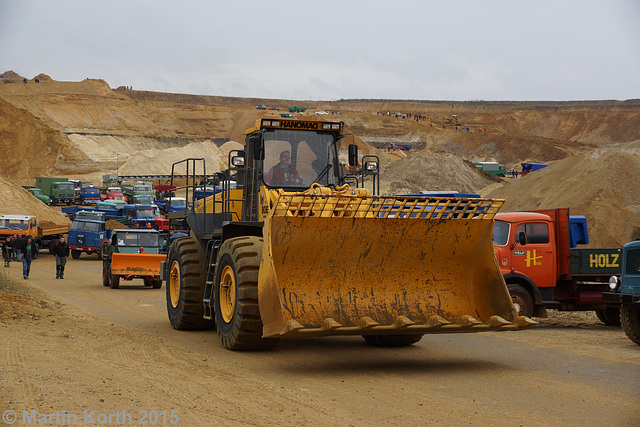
left=49, top=239, right=58, bottom=254
left=166, top=236, right=214, bottom=330
left=71, top=249, right=81, bottom=259
left=362, top=334, right=423, bottom=347
left=109, top=270, right=120, bottom=289
left=215, top=236, right=278, bottom=351
left=595, top=308, right=622, bottom=326
left=33, top=241, right=40, bottom=259
left=621, top=305, right=640, bottom=345
left=508, top=284, right=534, bottom=317
left=102, top=262, right=109, bottom=286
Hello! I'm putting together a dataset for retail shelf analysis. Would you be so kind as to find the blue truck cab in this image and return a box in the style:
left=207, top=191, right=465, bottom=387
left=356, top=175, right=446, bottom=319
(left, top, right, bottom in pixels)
left=604, top=240, right=640, bottom=345
left=77, top=186, right=101, bottom=205
left=68, top=219, right=111, bottom=259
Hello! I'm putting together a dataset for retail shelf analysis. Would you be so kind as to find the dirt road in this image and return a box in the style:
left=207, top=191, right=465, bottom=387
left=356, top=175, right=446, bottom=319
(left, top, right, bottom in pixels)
left=1, top=254, right=639, bottom=426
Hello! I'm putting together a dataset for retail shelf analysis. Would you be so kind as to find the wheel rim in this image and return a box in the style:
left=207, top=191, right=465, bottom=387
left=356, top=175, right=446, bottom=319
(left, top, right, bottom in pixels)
left=511, top=296, right=524, bottom=315
left=169, top=260, right=181, bottom=309
left=219, top=265, right=236, bottom=323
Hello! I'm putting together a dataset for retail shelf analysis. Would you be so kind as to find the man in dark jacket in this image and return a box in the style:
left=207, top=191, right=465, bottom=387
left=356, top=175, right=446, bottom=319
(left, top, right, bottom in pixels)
left=21, top=236, right=37, bottom=279
left=53, top=236, right=70, bottom=279
left=13, top=234, right=24, bottom=261
left=2, top=237, right=12, bottom=267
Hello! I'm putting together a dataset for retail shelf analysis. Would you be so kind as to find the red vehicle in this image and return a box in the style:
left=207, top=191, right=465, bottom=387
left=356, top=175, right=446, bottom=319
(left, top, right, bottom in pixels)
left=101, top=186, right=125, bottom=202
left=494, top=208, right=622, bottom=325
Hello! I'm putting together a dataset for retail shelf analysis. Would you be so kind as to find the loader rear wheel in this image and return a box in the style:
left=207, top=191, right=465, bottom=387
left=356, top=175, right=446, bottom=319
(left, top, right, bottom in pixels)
left=362, top=334, right=423, bottom=347
left=166, top=236, right=214, bottom=330
left=621, top=305, right=640, bottom=345
left=215, top=236, right=278, bottom=351
left=508, top=284, right=533, bottom=318
left=595, top=308, right=621, bottom=326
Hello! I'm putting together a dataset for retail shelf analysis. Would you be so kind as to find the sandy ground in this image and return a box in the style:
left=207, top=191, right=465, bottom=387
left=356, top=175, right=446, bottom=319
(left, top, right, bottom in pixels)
left=1, top=254, right=639, bottom=426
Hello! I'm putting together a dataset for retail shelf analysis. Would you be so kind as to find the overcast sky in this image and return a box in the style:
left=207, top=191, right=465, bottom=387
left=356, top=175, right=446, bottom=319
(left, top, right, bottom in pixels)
left=1, top=0, right=639, bottom=101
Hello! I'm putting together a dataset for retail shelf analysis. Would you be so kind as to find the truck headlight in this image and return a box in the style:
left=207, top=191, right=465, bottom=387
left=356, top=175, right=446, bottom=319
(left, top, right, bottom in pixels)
left=609, top=276, right=620, bottom=291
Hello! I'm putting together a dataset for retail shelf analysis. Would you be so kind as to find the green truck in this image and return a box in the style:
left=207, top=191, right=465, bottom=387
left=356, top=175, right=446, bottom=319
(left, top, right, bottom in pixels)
left=35, top=177, right=75, bottom=205
left=475, top=162, right=506, bottom=177
left=26, top=188, right=51, bottom=205
left=288, top=106, right=307, bottom=113
left=122, top=181, right=153, bottom=203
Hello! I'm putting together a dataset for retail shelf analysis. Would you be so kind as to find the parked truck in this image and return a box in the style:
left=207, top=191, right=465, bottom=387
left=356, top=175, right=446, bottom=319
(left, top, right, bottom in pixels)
left=101, top=229, right=168, bottom=289
left=68, top=218, right=110, bottom=259
left=76, top=185, right=101, bottom=205
left=160, top=118, right=534, bottom=351
left=122, top=204, right=169, bottom=231
left=494, top=208, right=622, bottom=324
left=122, top=181, right=153, bottom=203
left=102, top=174, right=118, bottom=188
left=603, top=241, right=640, bottom=345
left=475, top=162, right=506, bottom=177
left=26, top=188, right=51, bottom=205
left=35, top=177, right=76, bottom=205
left=0, top=215, right=69, bottom=257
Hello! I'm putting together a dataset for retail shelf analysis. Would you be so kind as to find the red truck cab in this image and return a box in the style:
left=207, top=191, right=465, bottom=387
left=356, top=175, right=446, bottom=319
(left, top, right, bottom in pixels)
left=494, top=208, right=621, bottom=323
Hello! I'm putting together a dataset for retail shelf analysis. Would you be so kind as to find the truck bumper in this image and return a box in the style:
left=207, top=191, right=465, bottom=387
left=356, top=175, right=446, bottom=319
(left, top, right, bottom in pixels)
left=602, top=292, right=640, bottom=305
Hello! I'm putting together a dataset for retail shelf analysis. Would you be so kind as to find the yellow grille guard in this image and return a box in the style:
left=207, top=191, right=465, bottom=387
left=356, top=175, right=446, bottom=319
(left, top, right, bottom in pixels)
left=258, top=189, right=536, bottom=338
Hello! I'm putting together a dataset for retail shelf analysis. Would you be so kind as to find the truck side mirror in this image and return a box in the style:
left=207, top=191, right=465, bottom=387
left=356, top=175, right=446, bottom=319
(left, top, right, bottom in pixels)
left=518, top=232, right=527, bottom=245
left=348, top=144, right=358, bottom=167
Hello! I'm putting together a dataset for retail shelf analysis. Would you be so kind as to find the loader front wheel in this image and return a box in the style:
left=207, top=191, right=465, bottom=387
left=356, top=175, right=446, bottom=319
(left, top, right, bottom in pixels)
left=362, top=334, right=423, bottom=347
left=214, top=236, right=278, bottom=351
left=621, top=305, right=640, bottom=345
left=508, top=284, right=533, bottom=318
left=166, top=236, right=214, bottom=330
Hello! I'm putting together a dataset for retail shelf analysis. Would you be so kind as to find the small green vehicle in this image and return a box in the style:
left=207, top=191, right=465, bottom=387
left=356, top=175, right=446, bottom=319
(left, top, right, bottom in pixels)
left=101, top=229, right=169, bottom=289
left=27, top=188, right=51, bottom=205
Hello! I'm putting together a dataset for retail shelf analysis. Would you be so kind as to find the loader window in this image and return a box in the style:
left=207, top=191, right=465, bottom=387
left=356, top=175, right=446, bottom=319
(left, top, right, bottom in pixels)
left=515, top=222, right=549, bottom=244
left=262, top=128, right=339, bottom=188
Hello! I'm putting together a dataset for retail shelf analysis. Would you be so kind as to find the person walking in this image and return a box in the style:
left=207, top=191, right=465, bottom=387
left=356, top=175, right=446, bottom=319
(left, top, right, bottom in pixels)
left=13, top=234, right=24, bottom=261
left=21, top=236, right=37, bottom=279
left=53, top=236, right=70, bottom=279
left=2, top=237, right=12, bottom=267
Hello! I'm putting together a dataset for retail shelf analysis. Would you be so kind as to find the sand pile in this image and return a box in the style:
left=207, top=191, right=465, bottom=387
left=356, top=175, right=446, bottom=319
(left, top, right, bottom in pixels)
left=379, top=152, right=499, bottom=195
left=118, top=140, right=244, bottom=175
left=0, top=177, right=70, bottom=225
left=482, top=146, right=640, bottom=247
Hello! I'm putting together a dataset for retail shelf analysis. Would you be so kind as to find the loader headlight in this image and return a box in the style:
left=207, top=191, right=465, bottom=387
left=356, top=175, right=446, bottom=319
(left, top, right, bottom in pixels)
left=232, top=155, right=245, bottom=167
left=609, top=275, right=620, bottom=291
left=364, top=161, right=378, bottom=172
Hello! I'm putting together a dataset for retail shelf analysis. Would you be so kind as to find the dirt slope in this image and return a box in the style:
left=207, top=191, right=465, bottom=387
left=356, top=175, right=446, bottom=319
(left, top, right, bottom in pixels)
left=2, top=75, right=640, bottom=247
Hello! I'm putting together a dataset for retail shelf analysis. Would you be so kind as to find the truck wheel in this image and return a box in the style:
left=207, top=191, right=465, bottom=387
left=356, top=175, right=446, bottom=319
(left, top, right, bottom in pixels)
left=143, top=277, right=153, bottom=287
left=215, top=236, right=278, bottom=351
left=49, top=239, right=58, bottom=254
left=109, top=271, right=120, bottom=289
left=595, top=308, right=621, bottom=326
left=71, top=249, right=81, bottom=259
left=102, top=263, right=110, bottom=287
left=166, top=236, right=214, bottom=330
left=32, top=241, right=40, bottom=259
left=508, top=284, right=534, bottom=317
left=363, top=334, right=423, bottom=347
left=152, top=279, right=162, bottom=289
left=621, top=305, right=640, bottom=345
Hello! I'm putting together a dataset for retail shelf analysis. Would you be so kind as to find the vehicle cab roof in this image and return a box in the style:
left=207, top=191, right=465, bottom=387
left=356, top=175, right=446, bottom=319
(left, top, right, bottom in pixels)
left=494, top=212, right=551, bottom=222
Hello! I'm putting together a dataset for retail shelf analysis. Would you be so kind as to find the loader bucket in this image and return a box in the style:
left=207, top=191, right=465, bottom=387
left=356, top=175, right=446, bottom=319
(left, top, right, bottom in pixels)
left=258, top=193, right=535, bottom=338
left=111, top=253, right=166, bottom=276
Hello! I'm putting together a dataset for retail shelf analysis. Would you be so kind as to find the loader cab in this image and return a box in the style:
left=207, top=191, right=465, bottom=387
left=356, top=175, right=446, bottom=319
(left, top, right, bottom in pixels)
left=250, top=120, right=343, bottom=191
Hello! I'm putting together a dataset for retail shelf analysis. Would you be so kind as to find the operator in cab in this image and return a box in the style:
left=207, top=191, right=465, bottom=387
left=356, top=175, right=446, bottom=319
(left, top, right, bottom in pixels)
left=265, top=150, right=302, bottom=186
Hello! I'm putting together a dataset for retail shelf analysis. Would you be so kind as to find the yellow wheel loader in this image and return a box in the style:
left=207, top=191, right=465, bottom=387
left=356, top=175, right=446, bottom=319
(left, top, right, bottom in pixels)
left=162, top=118, right=535, bottom=350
